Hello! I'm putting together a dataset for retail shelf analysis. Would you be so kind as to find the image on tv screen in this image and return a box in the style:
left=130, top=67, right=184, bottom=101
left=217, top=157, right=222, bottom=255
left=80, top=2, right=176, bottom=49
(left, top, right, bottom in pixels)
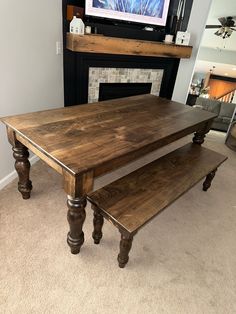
left=92, top=0, right=165, bottom=18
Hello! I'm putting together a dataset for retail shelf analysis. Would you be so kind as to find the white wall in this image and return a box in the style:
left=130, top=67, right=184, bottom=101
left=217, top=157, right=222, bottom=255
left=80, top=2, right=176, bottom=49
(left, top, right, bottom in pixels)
left=172, top=0, right=213, bottom=103
left=0, top=1, right=64, bottom=188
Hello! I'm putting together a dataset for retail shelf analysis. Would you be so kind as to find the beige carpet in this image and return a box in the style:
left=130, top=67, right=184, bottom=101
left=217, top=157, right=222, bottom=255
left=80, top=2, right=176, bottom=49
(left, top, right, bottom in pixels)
left=0, top=131, right=236, bottom=314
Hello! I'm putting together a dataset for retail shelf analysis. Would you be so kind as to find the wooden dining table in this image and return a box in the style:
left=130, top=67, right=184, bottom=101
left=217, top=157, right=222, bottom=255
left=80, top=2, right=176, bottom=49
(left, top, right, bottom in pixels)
left=1, top=94, right=217, bottom=254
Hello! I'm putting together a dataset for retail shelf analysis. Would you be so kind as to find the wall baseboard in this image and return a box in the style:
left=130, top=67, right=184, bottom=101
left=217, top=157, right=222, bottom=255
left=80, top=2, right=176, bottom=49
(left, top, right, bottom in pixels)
left=0, top=155, right=39, bottom=191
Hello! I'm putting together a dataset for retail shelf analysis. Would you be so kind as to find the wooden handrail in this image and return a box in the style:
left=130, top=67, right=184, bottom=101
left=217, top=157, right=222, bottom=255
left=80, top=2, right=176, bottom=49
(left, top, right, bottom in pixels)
left=217, top=88, right=236, bottom=101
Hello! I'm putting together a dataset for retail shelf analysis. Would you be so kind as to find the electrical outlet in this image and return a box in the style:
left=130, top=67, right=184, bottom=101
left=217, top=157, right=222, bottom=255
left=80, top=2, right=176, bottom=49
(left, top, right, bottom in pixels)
left=56, top=41, right=62, bottom=55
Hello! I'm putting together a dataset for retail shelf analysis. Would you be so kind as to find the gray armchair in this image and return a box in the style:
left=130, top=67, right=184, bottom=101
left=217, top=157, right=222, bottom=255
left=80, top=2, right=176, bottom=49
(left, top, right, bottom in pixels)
left=225, top=122, right=236, bottom=151
left=194, top=98, right=236, bottom=132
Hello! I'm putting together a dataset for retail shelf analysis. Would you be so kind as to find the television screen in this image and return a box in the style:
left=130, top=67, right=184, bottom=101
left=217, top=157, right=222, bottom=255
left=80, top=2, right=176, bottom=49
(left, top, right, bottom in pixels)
left=85, top=0, right=170, bottom=26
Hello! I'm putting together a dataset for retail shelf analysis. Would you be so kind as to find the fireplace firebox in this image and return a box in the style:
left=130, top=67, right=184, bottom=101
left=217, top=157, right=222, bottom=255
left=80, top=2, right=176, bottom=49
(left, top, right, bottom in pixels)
left=99, top=83, right=152, bottom=101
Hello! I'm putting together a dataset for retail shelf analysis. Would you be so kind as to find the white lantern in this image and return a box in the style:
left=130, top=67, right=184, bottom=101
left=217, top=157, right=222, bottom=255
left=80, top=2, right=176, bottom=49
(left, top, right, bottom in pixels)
left=70, top=16, right=84, bottom=35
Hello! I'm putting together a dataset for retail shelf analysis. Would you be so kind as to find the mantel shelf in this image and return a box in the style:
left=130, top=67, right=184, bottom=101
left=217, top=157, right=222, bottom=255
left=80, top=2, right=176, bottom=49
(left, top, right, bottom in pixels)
left=66, top=33, right=192, bottom=59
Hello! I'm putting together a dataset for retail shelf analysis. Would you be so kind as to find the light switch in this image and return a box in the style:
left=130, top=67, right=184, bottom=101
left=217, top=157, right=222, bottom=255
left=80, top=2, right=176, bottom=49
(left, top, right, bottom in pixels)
left=56, top=41, right=62, bottom=55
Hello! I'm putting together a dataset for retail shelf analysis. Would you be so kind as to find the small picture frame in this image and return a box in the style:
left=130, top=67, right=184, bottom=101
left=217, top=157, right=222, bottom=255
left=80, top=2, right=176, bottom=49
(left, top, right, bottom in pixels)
left=175, top=31, right=190, bottom=45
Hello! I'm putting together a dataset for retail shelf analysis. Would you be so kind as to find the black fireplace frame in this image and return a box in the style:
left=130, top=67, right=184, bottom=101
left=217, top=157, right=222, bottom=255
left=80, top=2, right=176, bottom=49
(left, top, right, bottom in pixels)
left=64, top=51, right=180, bottom=106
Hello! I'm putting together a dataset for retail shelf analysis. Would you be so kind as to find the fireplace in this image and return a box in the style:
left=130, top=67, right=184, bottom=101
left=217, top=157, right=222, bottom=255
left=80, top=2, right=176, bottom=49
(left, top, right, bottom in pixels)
left=99, top=82, right=152, bottom=101
left=64, top=52, right=180, bottom=106
left=88, top=67, right=163, bottom=103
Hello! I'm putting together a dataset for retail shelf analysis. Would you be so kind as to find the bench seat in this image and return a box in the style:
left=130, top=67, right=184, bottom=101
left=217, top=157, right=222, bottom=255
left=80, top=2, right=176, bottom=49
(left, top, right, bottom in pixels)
left=87, top=143, right=227, bottom=268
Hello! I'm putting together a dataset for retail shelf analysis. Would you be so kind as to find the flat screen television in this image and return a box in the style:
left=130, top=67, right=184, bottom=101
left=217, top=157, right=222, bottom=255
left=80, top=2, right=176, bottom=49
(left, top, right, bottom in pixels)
left=85, top=0, right=171, bottom=27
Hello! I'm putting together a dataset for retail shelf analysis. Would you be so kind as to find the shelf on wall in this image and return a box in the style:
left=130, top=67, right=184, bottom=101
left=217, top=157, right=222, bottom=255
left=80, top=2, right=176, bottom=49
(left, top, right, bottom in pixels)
left=66, top=33, right=192, bottom=59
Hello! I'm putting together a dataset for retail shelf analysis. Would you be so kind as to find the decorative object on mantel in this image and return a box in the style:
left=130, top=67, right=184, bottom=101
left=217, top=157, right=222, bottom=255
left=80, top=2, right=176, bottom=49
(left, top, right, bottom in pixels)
left=164, top=34, right=174, bottom=44
left=85, top=25, right=92, bottom=34
left=143, top=26, right=154, bottom=32
left=66, top=33, right=192, bottom=59
left=169, top=0, right=187, bottom=36
left=70, top=16, right=84, bottom=35
left=175, top=31, right=190, bottom=45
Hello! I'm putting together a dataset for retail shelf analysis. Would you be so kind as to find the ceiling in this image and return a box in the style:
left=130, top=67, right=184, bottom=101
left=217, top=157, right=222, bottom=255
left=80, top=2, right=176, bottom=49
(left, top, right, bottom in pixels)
left=201, top=0, right=236, bottom=51
left=194, top=60, right=236, bottom=78
left=202, top=30, right=236, bottom=52
left=194, top=0, right=236, bottom=78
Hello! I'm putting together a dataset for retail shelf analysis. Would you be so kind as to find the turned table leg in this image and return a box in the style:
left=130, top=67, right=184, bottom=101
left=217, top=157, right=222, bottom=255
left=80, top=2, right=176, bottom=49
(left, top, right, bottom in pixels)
left=118, top=233, right=134, bottom=268
left=63, top=170, right=93, bottom=254
left=192, top=121, right=212, bottom=145
left=92, top=205, right=104, bottom=244
left=203, top=169, right=217, bottom=191
left=12, top=142, right=32, bottom=199
left=67, top=195, right=87, bottom=254
left=192, top=131, right=206, bottom=145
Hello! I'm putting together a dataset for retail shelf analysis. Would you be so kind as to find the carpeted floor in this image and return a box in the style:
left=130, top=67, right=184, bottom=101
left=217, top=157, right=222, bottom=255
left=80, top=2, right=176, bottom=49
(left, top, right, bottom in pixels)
left=0, top=131, right=236, bottom=314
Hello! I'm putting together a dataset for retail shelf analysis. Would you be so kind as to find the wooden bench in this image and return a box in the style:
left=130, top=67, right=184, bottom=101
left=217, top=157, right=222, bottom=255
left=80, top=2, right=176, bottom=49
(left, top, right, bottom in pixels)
left=87, top=143, right=227, bottom=268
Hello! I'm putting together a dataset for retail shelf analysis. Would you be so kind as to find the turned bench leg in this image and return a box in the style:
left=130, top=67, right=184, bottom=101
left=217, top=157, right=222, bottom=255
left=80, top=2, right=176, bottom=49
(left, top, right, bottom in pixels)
left=203, top=168, right=217, bottom=191
left=92, top=205, right=104, bottom=244
left=118, top=232, right=134, bottom=268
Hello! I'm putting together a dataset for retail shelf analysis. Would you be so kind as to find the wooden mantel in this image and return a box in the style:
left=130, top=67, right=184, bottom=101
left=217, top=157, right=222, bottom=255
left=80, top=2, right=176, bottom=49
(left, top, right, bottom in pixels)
left=66, top=33, right=192, bottom=59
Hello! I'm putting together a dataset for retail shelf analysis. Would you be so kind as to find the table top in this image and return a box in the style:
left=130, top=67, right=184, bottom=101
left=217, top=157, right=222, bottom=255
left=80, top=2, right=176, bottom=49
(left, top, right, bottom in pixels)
left=1, top=94, right=216, bottom=177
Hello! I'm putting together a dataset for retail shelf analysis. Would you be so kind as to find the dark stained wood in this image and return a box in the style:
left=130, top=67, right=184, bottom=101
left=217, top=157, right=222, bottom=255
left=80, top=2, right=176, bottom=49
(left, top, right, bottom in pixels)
left=92, top=205, right=104, bottom=244
left=66, top=33, right=193, bottom=59
left=6, top=126, right=17, bottom=147
left=63, top=169, right=94, bottom=198
left=193, top=132, right=206, bottom=145
left=67, top=196, right=86, bottom=254
left=12, top=141, right=32, bottom=199
left=0, top=94, right=218, bottom=254
left=1, top=95, right=217, bottom=179
left=192, top=120, right=213, bottom=145
left=88, top=143, right=227, bottom=267
left=118, top=233, right=134, bottom=269
left=203, top=169, right=217, bottom=191
left=88, top=143, right=227, bottom=236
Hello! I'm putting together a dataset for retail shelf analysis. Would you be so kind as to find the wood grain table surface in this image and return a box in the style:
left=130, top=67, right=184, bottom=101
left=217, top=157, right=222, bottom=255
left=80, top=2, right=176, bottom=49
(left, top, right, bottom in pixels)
left=1, top=94, right=217, bottom=254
